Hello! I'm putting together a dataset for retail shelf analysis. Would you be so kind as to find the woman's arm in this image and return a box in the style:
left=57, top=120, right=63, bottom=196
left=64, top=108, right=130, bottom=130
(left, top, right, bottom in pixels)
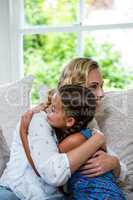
left=20, top=111, right=41, bottom=177
left=80, top=150, right=121, bottom=178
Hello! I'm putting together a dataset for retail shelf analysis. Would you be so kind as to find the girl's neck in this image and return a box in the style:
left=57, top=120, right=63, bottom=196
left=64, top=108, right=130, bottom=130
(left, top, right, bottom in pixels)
left=54, top=127, right=72, bottom=143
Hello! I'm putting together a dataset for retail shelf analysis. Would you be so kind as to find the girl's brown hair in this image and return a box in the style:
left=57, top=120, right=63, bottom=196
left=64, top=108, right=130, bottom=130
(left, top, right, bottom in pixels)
left=56, top=84, right=96, bottom=142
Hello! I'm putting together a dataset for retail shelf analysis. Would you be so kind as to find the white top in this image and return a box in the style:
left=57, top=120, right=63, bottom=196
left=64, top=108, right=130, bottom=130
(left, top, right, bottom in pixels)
left=0, top=111, right=71, bottom=200
left=107, top=147, right=127, bottom=182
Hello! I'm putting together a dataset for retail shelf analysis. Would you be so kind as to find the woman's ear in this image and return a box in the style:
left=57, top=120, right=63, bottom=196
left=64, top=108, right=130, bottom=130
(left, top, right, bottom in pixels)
left=66, top=117, right=75, bottom=128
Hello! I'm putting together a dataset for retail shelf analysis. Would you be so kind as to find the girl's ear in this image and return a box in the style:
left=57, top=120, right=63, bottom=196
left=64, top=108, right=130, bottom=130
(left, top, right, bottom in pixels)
left=66, top=117, right=75, bottom=128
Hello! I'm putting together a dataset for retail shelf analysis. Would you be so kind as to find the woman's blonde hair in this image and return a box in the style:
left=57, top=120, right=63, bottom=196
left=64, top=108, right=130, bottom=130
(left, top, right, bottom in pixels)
left=41, top=58, right=99, bottom=112
left=58, top=57, right=99, bottom=88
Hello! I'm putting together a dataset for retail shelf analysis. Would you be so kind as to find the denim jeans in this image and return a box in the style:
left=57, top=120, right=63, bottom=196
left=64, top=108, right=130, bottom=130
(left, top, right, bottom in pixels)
left=0, top=185, right=20, bottom=200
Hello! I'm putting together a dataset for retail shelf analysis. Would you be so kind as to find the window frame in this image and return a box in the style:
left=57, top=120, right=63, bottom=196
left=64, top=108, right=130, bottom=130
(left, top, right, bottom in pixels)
left=10, top=0, right=133, bottom=80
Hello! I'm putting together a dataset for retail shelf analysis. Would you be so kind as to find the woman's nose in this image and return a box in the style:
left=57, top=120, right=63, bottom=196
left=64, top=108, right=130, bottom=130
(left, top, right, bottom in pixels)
left=97, top=87, right=104, bottom=100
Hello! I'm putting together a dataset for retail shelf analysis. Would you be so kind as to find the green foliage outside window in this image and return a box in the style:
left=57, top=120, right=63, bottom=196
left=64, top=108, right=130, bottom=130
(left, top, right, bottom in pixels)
left=24, top=0, right=77, bottom=25
left=24, top=33, right=77, bottom=104
left=84, top=36, right=133, bottom=90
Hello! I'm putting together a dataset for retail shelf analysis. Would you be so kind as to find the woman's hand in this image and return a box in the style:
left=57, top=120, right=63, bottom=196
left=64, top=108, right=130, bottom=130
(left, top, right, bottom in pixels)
left=80, top=150, right=120, bottom=177
left=20, top=110, right=34, bottom=134
left=20, top=103, right=44, bottom=134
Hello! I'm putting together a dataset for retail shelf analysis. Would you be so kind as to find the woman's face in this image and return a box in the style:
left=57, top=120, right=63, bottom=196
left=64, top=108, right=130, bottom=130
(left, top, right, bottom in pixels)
left=86, top=68, right=104, bottom=110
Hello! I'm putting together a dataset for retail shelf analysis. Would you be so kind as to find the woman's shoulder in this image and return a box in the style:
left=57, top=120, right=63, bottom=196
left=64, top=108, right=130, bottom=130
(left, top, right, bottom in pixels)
left=31, top=111, right=47, bottom=121
left=29, top=111, right=52, bottom=131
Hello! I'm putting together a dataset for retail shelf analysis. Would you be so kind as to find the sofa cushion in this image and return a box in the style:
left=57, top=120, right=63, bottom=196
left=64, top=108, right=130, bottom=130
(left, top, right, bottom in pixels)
left=38, top=85, right=49, bottom=103
left=0, top=127, right=9, bottom=177
left=0, top=76, right=33, bottom=148
left=126, top=192, right=133, bottom=200
left=96, top=89, right=133, bottom=192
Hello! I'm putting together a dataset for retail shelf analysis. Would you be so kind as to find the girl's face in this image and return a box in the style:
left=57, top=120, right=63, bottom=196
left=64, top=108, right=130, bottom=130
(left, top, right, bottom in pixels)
left=86, top=68, right=104, bottom=110
left=47, top=93, right=68, bottom=128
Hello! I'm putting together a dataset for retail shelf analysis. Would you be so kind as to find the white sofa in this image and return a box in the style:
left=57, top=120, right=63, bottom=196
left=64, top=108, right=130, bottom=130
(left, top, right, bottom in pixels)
left=0, top=76, right=33, bottom=174
left=0, top=76, right=133, bottom=199
left=95, top=89, right=133, bottom=199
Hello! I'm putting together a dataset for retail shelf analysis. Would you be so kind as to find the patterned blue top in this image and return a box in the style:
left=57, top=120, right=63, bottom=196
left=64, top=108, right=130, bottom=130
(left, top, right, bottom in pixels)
left=67, top=128, right=126, bottom=200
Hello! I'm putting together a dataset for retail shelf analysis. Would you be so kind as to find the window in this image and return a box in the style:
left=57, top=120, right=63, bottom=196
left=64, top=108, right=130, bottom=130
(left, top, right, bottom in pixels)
left=15, top=0, right=133, bottom=103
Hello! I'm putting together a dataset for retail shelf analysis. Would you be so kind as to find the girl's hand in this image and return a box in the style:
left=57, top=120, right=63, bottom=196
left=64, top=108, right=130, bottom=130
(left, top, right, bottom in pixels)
left=80, top=150, right=120, bottom=177
left=92, top=128, right=104, bottom=136
left=20, top=110, right=34, bottom=133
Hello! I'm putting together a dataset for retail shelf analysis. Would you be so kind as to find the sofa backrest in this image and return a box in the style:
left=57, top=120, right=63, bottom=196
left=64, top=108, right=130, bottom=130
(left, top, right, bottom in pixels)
left=0, top=75, right=33, bottom=148
left=96, top=89, right=133, bottom=192
left=0, top=76, right=33, bottom=176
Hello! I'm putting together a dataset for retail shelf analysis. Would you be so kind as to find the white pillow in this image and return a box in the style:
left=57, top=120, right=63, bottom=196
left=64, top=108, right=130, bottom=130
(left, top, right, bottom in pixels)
left=0, top=75, right=33, bottom=148
left=96, top=89, right=133, bottom=192
left=38, top=85, right=49, bottom=103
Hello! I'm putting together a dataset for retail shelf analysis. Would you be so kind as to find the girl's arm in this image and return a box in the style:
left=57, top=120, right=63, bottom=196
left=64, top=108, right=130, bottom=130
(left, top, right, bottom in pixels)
left=65, top=131, right=105, bottom=174
left=59, top=133, right=120, bottom=177
left=59, top=131, right=106, bottom=153
left=58, top=133, right=86, bottom=153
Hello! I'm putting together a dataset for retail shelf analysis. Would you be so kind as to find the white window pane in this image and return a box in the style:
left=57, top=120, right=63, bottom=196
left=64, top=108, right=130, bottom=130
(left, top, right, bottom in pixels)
left=84, top=0, right=133, bottom=25
left=24, top=0, right=78, bottom=25
left=83, top=29, right=133, bottom=90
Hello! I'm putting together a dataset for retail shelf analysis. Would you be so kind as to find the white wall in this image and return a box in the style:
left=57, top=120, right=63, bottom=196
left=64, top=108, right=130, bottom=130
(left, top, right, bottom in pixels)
left=0, top=0, right=11, bottom=84
left=0, top=0, right=23, bottom=84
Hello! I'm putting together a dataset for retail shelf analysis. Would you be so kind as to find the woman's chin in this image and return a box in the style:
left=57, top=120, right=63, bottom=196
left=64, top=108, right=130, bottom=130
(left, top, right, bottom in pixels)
left=96, top=101, right=101, bottom=112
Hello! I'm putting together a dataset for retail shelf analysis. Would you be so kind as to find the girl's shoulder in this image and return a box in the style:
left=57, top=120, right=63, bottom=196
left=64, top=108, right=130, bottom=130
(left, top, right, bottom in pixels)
left=59, top=133, right=86, bottom=153
left=80, top=128, right=92, bottom=139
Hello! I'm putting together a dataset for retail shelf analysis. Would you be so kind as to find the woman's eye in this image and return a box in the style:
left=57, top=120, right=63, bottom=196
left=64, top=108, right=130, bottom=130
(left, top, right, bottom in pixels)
left=90, top=85, right=97, bottom=89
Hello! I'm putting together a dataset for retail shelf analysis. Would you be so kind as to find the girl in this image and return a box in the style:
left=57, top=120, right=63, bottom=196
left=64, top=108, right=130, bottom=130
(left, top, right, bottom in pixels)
left=47, top=85, right=126, bottom=199
left=0, top=84, right=105, bottom=200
